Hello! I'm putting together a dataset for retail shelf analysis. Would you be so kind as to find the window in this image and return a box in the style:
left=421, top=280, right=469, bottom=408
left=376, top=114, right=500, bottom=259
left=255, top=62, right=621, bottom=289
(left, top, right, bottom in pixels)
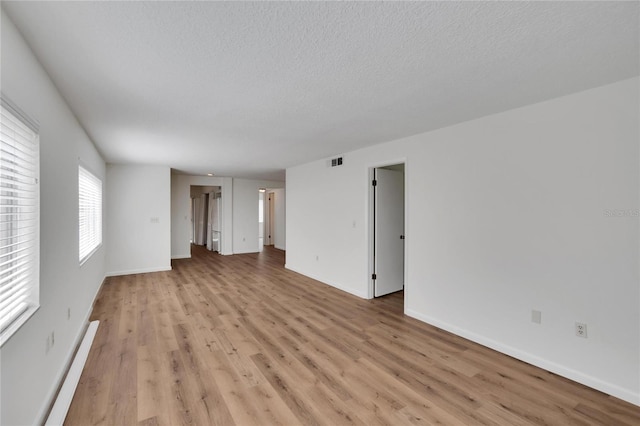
left=78, top=165, right=102, bottom=263
left=0, top=100, right=40, bottom=345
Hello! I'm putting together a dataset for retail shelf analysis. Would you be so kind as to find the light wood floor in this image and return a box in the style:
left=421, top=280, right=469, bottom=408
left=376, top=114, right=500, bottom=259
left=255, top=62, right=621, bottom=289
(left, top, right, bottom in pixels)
left=66, top=245, right=640, bottom=425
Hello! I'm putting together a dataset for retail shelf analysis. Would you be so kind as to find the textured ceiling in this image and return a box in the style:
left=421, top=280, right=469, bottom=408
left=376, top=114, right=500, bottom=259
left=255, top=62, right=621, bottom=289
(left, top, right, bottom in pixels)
left=3, top=1, right=638, bottom=181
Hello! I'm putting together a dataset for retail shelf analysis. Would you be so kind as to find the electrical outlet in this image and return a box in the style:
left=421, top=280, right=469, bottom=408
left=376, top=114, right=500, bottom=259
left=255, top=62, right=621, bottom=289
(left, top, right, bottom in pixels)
left=575, top=322, right=588, bottom=338
left=531, top=310, right=542, bottom=324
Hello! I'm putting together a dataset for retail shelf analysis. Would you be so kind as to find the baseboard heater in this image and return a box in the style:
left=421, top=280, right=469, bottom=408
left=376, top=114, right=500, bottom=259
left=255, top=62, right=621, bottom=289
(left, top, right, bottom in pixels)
left=45, top=321, right=99, bottom=426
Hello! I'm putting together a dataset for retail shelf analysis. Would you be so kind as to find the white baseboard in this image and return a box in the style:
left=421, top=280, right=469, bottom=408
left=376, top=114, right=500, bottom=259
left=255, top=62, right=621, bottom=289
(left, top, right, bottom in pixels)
left=171, top=254, right=191, bottom=259
left=233, top=249, right=261, bottom=254
left=274, top=244, right=285, bottom=251
left=405, top=308, right=640, bottom=407
left=284, top=264, right=368, bottom=299
left=45, top=321, right=99, bottom=426
left=106, top=265, right=172, bottom=277
left=35, top=274, right=107, bottom=425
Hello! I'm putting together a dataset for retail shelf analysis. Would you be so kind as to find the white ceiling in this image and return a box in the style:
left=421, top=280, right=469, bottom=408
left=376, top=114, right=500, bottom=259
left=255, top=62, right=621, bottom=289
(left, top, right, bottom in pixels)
left=3, top=1, right=638, bottom=181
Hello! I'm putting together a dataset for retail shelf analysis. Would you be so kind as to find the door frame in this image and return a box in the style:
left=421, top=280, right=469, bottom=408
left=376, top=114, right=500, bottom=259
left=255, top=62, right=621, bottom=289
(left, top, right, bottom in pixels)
left=367, top=159, right=408, bottom=302
left=189, top=184, right=224, bottom=255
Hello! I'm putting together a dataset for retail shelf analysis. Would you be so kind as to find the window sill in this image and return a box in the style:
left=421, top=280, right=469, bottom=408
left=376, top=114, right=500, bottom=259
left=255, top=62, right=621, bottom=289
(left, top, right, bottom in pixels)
left=0, top=304, right=40, bottom=348
left=79, top=243, right=102, bottom=267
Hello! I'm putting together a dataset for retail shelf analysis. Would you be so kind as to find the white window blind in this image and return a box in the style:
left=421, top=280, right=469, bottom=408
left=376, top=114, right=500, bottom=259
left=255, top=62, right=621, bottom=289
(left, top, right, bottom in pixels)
left=0, top=102, right=40, bottom=344
left=78, top=166, right=102, bottom=263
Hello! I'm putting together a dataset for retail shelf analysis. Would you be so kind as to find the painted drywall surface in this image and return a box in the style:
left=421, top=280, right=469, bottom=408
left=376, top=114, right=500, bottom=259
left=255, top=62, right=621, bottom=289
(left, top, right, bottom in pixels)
left=106, top=164, right=171, bottom=275
left=171, top=174, right=233, bottom=257
left=272, top=188, right=286, bottom=250
left=232, top=178, right=285, bottom=254
left=259, top=191, right=265, bottom=241
left=286, top=77, right=640, bottom=404
left=0, top=11, right=106, bottom=425
left=287, top=157, right=372, bottom=297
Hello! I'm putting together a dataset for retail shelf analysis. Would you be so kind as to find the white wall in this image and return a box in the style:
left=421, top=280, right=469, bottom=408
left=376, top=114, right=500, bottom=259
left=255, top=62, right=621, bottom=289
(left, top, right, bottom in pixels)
left=171, top=174, right=233, bottom=257
left=287, top=157, right=369, bottom=297
left=259, top=191, right=265, bottom=240
left=272, top=188, right=286, bottom=250
left=286, top=77, right=640, bottom=405
left=106, top=164, right=171, bottom=276
left=232, top=178, right=284, bottom=254
left=1, top=10, right=106, bottom=425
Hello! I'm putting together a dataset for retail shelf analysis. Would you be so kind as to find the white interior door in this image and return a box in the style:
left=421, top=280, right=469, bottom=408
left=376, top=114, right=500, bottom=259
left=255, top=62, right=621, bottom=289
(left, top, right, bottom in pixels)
left=193, top=197, right=202, bottom=245
left=374, top=168, right=404, bottom=297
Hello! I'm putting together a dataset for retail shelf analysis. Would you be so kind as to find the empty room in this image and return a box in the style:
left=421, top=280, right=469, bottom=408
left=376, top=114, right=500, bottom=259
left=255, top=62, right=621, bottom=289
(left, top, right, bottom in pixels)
left=1, top=1, right=639, bottom=425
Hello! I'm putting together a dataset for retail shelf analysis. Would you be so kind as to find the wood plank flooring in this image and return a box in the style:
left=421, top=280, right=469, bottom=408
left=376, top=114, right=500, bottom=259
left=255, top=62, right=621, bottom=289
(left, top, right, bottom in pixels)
left=65, top=245, right=640, bottom=425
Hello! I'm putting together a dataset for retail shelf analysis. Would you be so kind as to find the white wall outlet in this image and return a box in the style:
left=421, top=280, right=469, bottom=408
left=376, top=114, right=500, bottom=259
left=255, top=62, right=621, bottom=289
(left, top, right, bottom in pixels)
left=575, top=322, right=588, bottom=338
left=150, top=217, right=159, bottom=223
left=531, top=310, right=542, bottom=324
left=316, top=255, right=319, bottom=261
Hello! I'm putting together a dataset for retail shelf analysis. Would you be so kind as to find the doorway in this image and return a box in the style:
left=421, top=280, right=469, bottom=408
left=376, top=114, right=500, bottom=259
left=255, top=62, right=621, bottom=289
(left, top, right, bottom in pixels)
left=264, top=191, right=275, bottom=246
left=190, top=185, right=221, bottom=252
left=370, top=163, right=405, bottom=298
